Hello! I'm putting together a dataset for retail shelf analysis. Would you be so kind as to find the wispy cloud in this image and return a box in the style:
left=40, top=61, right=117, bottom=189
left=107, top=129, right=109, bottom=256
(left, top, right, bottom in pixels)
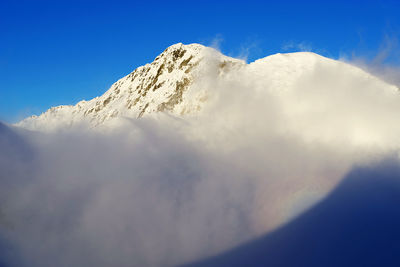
left=281, top=41, right=313, bottom=52
left=209, top=34, right=224, bottom=51
left=341, top=33, right=400, bottom=88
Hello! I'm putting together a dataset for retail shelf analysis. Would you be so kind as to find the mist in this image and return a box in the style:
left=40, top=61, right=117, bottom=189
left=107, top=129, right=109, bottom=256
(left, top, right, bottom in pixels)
left=342, top=35, right=400, bottom=88
left=1, top=51, right=400, bottom=267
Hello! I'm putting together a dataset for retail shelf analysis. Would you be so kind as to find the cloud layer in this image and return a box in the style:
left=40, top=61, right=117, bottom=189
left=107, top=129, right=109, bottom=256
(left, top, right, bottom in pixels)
left=1, top=51, right=400, bottom=267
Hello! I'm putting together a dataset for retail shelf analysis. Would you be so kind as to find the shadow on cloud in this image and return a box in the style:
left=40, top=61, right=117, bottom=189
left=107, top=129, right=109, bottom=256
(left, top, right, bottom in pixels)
left=182, top=160, right=400, bottom=267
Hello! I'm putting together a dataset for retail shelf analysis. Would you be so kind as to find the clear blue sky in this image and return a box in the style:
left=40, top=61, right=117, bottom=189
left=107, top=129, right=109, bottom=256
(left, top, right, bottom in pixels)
left=1, top=0, right=399, bottom=122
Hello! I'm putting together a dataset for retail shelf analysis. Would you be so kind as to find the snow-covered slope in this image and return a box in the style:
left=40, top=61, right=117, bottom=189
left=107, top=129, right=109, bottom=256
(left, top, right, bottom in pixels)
left=16, top=43, right=398, bottom=132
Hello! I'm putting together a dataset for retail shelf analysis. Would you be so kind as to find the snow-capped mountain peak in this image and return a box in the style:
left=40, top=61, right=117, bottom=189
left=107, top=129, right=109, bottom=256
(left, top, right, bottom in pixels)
left=17, top=43, right=243, bottom=131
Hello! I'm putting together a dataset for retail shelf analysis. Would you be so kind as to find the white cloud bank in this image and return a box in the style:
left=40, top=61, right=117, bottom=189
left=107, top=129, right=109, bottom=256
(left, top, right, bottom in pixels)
left=1, top=50, right=400, bottom=267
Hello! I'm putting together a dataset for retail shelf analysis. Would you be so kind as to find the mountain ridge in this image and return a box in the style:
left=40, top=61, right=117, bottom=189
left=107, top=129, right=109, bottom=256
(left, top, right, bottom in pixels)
left=16, top=43, right=397, bottom=132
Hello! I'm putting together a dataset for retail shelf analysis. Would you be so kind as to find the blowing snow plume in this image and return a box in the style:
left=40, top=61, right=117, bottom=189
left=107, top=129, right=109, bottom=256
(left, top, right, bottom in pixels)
left=2, top=43, right=400, bottom=267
